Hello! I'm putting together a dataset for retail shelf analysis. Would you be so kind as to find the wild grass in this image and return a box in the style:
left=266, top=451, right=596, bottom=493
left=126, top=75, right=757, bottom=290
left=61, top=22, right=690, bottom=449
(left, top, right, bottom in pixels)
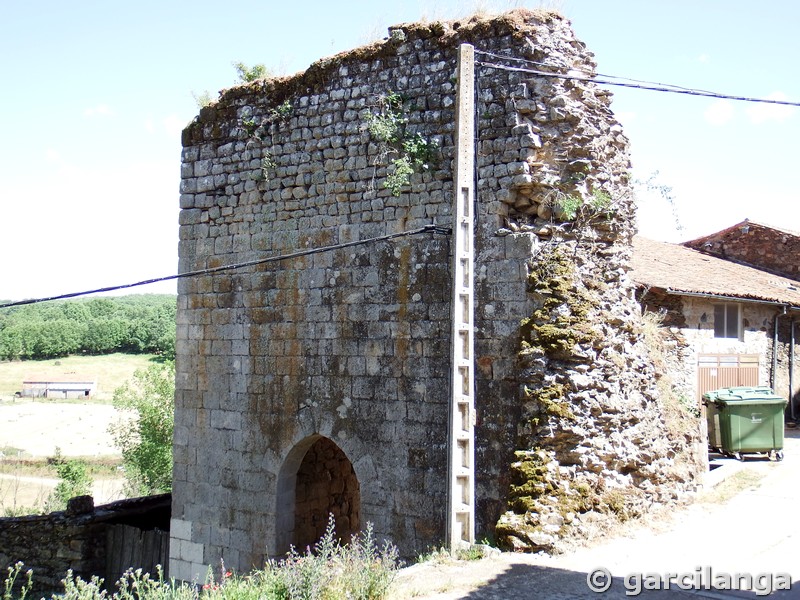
left=2, top=516, right=398, bottom=599
left=358, top=1, right=563, bottom=46
left=698, top=469, right=765, bottom=504
left=0, top=353, right=159, bottom=403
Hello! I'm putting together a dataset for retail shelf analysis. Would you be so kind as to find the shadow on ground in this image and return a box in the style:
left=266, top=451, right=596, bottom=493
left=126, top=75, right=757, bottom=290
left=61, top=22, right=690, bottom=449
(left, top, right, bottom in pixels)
left=447, top=561, right=798, bottom=599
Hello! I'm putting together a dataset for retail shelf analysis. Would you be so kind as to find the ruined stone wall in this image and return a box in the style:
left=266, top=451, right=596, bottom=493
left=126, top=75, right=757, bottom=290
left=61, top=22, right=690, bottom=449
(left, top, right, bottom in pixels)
left=0, top=510, right=104, bottom=595
left=172, top=9, right=704, bottom=576
left=0, top=495, right=170, bottom=596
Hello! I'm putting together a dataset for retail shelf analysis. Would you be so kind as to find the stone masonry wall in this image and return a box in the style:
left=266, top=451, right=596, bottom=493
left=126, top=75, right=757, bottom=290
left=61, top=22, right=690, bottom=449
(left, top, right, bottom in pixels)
left=685, top=221, right=800, bottom=282
left=172, top=9, right=704, bottom=577
left=0, top=507, right=104, bottom=595
left=0, top=495, right=170, bottom=596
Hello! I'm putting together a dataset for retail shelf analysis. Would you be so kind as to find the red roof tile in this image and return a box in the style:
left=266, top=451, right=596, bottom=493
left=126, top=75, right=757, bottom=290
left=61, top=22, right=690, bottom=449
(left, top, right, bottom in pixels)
left=631, top=236, right=800, bottom=307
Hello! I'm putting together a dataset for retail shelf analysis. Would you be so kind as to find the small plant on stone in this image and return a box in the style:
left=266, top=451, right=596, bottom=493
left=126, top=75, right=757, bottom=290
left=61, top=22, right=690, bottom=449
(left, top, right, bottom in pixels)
left=552, top=189, right=614, bottom=222
left=192, top=90, right=213, bottom=109
left=233, top=61, right=270, bottom=83
left=365, top=91, right=437, bottom=196
left=384, top=156, right=415, bottom=197
left=241, top=117, right=259, bottom=137
left=257, top=153, right=277, bottom=181
left=454, top=545, right=485, bottom=561
left=553, top=192, right=582, bottom=220
left=269, top=100, right=293, bottom=120
left=365, top=92, right=405, bottom=144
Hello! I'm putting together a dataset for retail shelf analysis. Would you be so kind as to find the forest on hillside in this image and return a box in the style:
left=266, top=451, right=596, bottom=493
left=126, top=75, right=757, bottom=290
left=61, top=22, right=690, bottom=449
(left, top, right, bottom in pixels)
left=0, top=295, right=176, bottom=361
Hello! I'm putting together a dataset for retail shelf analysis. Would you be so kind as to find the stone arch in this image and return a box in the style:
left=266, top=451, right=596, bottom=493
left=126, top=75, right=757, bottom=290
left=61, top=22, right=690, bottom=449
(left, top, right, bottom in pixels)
left=275, top=434, right=361, bottom=554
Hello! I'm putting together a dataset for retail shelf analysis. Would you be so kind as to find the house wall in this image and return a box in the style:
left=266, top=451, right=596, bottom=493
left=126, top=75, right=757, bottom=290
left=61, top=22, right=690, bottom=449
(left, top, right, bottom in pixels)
left=172, top=9, right=704, bottom=579
left=679, top=296, right=773, bottom=393
left=641, top=290, right=800, bottom=410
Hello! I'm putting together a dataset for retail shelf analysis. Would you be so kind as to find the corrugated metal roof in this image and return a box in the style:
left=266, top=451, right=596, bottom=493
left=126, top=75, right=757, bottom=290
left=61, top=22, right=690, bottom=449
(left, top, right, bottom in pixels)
left=22, top=376, right=97, bottom=384
left=631, top=236, right=800, bottom=307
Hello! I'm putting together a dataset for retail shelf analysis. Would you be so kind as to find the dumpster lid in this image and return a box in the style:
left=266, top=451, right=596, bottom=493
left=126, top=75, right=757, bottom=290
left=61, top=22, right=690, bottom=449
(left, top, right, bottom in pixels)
left=715, top=393, right=786, bottom=405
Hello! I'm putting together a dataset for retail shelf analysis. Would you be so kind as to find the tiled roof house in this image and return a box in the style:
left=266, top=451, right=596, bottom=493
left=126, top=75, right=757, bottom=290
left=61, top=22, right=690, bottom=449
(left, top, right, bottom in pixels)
left=631, top=236, right=800, bottom=422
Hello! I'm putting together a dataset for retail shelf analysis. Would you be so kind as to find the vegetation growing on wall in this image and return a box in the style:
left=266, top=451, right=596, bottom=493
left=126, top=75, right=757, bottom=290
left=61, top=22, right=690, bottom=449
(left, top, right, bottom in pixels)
left=495, top=447, right=644, bottom=551
left=239, top=98, right=294, bottom=182
left=552, top=189, right=613, bottom=222
left=233, top=61, right=270, bottom=83
left=364, top=91, right=437, bottom=196
left=3, top=516, right=398, bottom=600
left=520, top=247, right=598, bottom=360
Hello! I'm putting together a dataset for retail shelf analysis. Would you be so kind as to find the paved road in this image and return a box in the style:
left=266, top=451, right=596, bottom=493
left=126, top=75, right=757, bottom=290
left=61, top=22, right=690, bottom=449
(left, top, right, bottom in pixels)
left=391, top=429, right=800, bottom=599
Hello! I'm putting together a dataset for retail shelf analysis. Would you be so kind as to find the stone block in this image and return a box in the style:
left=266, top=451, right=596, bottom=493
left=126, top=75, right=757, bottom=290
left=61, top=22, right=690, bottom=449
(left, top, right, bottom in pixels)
left=171, top=518, right=192, bottom=542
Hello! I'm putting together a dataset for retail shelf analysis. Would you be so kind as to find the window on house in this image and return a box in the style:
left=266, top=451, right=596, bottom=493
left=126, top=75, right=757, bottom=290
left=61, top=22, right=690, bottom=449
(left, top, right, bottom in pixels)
left=714, top=303, right=741, bottom=339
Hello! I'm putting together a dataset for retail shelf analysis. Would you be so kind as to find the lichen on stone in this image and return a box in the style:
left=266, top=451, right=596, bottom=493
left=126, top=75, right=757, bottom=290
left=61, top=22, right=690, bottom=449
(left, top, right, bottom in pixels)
left=520, top=246, right=599, bottom=360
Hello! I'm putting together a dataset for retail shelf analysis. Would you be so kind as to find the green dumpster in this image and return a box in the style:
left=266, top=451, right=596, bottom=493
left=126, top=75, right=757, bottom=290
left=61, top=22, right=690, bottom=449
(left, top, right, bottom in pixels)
left=702, top=389, right=723, bottom=453
left=712, top=387, right=787, bottom=461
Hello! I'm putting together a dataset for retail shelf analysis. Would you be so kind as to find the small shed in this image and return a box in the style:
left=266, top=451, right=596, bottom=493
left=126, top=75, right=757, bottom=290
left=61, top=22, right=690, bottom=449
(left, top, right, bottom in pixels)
left=21, top=376, right=98, bottom=399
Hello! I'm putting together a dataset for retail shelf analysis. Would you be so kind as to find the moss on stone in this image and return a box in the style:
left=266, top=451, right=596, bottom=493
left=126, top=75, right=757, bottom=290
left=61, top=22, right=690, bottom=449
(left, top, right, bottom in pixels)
left=521, top=248, right=599, bottom=360
left=500, top=247, right=618, bottom=552
left=506, top=451, right=554, bottom=514
left=524, top=383, right=575, bottom=421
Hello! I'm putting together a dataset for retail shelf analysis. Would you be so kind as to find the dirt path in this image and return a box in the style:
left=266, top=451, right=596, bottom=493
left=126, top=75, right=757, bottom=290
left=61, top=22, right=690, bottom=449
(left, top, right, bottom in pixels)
left=0, top=401, right=126, bottom=511
left=390, top=432, right=800, bottom=599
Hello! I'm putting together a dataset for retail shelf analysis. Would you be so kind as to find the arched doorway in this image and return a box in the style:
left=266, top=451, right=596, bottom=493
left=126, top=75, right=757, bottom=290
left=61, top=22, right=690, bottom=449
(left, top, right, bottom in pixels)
left=275, top=435, right=360, bottom=554
left=294, top=436, right=360, bottom=550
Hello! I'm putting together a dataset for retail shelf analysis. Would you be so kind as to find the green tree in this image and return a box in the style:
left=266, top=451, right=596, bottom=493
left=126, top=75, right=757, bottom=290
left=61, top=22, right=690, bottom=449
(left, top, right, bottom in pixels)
left=110, top=361, right=175, bottom=495
left=0, top=294, right=176, bottom=360
left=45, top=448, right=93, bottom=512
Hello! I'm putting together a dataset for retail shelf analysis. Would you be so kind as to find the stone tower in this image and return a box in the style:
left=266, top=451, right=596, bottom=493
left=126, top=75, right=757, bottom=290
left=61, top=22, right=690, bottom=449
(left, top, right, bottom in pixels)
left=170, top=9, right=702, bottom=580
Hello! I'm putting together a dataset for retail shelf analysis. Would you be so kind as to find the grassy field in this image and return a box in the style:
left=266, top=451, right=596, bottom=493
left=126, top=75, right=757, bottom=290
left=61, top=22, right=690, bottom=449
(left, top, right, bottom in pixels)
left=0, top=353, right=160, bottom=403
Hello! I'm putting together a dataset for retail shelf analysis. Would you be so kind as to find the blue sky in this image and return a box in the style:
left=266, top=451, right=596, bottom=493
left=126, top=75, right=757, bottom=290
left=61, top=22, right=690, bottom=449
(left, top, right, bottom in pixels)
left=1, top=0, right=798, bottom=300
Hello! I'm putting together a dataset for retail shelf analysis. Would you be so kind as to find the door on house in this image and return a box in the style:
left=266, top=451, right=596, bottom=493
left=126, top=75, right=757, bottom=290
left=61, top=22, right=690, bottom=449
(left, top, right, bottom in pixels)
left=697, top=354, right=760, bottom=400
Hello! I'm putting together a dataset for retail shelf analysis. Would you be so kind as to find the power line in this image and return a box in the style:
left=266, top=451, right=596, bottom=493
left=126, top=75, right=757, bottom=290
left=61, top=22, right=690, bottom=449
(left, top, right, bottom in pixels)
left=475, top=49, right=722, bottom=96
left=8, top=55, right=791, bottom=309
left=474, top=50, right=800, bottom=108
left=0, top=224, right=451, bottom=309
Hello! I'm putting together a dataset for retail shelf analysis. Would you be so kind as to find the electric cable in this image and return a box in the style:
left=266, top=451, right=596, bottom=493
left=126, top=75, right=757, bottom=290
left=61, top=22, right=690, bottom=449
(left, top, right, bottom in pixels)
left=9, top=53, right=794, bottom=308
left=474, top=49, right=800, bottom=107
left=475, top=48, right=721, bottom=95
left=0, top=224, right=451, bottom=309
